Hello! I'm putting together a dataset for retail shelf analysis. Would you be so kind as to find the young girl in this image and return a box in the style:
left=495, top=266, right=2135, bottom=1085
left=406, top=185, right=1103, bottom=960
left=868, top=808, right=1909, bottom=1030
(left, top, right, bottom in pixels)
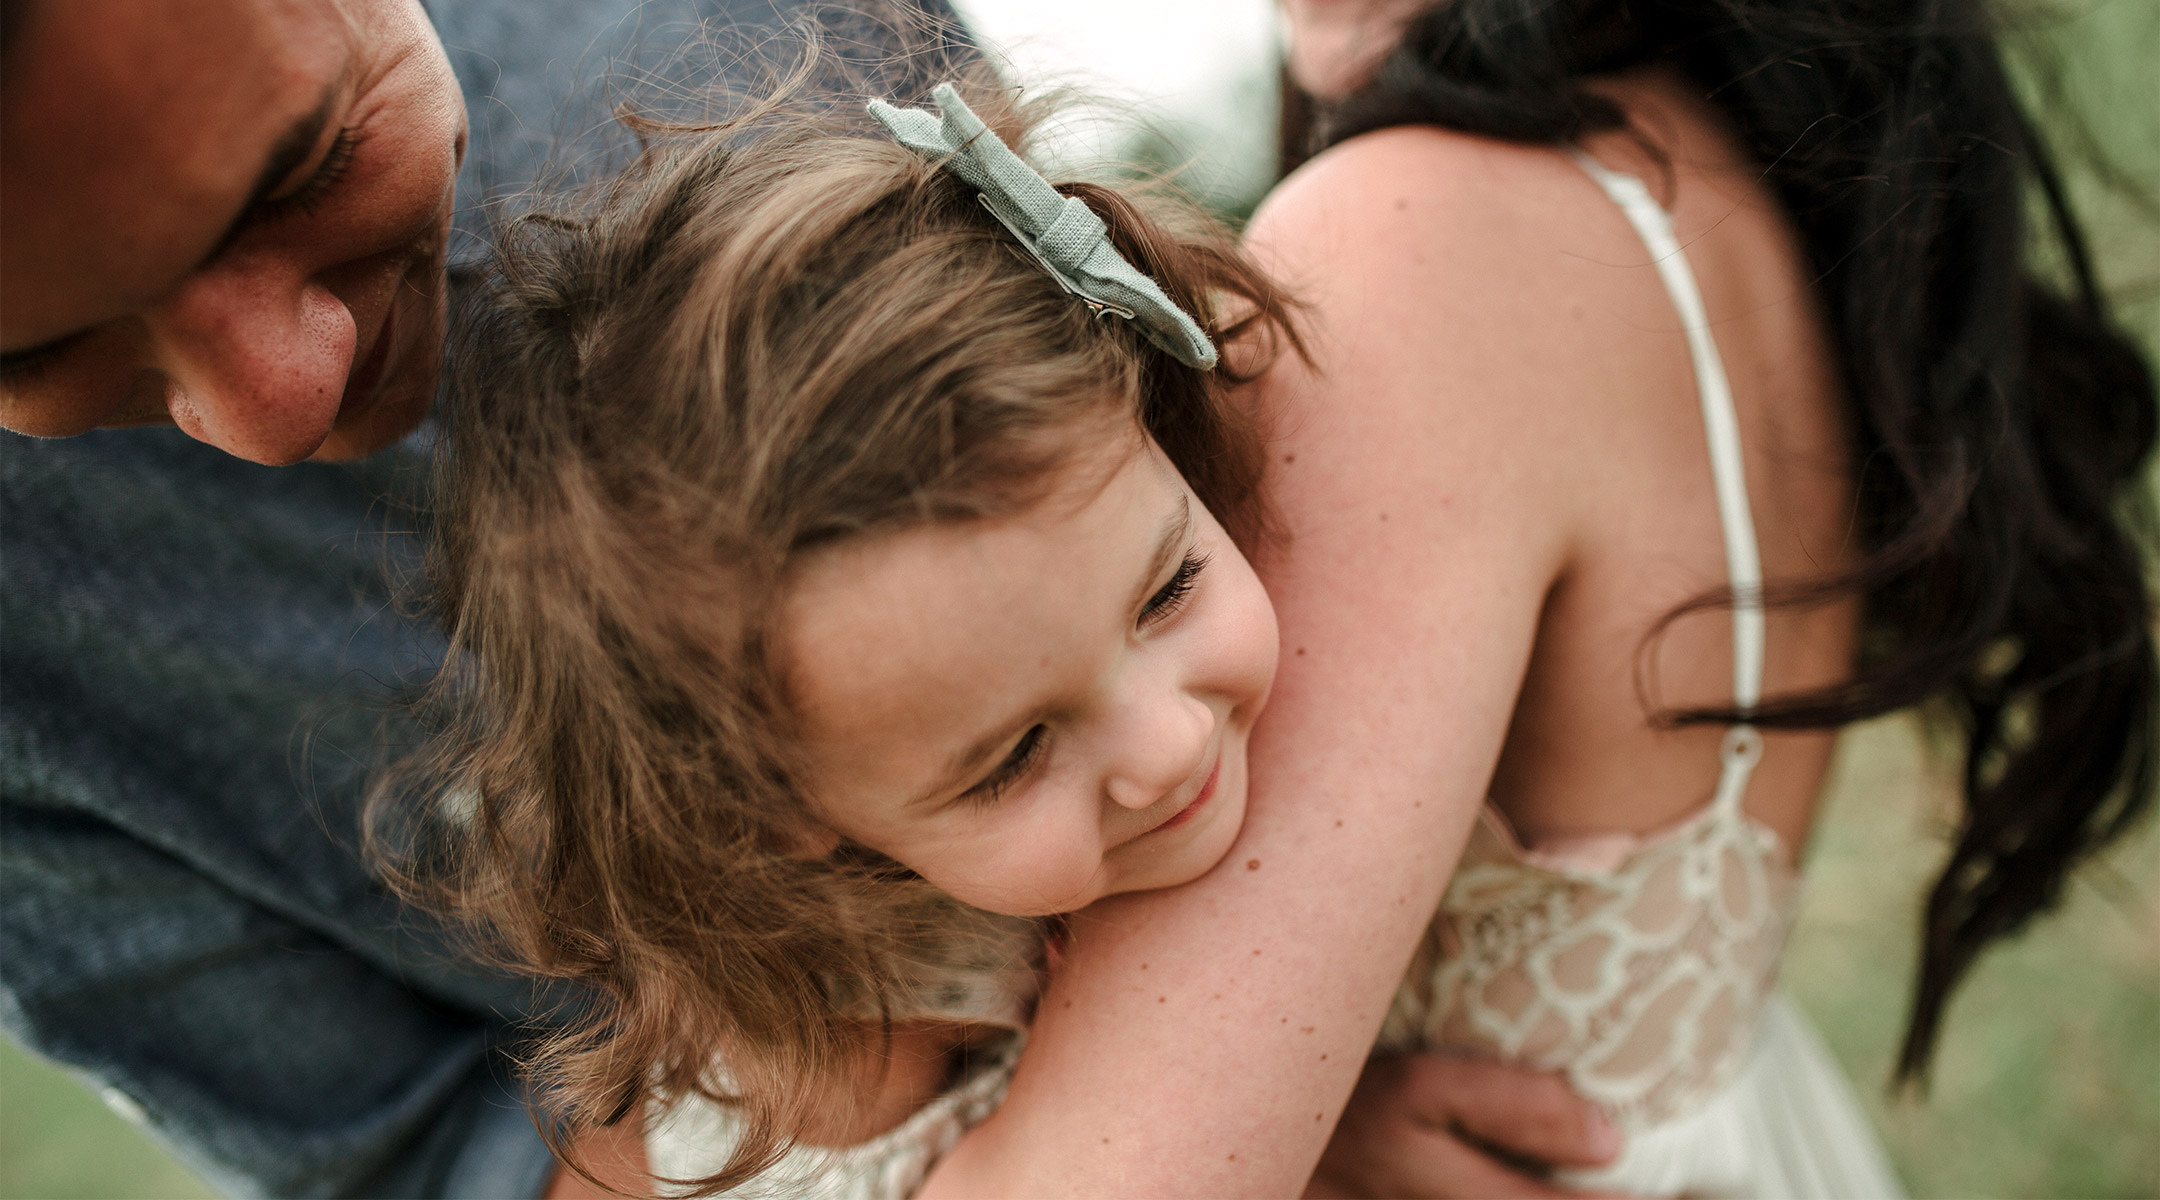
left=392, top=75, right=1301, bottom=1195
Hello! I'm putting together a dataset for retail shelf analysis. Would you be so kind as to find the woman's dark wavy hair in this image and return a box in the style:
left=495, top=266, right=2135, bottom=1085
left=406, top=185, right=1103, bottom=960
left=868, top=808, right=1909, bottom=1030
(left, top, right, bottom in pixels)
left=1286, top=0, right=2157, bottom=1082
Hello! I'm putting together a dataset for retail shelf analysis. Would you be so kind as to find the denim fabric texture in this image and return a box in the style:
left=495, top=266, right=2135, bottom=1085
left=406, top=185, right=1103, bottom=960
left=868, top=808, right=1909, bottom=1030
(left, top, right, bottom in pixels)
left=0, top=2, right=969, bottom=1195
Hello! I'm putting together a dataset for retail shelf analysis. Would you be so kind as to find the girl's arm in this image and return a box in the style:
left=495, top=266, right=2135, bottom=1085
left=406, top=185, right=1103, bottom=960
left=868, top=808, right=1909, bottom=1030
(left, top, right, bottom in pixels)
left=922, top=129, right=1625, bottom=1196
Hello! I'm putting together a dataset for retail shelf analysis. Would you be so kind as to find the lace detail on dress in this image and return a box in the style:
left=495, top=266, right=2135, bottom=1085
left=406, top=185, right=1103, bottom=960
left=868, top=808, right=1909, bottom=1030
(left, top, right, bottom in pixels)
left=645, top=913, right=1041, bottom=1198
left=647, top=1036, right=1024, bottom=1200
left=1377, top=782, right=1800, bottom=1129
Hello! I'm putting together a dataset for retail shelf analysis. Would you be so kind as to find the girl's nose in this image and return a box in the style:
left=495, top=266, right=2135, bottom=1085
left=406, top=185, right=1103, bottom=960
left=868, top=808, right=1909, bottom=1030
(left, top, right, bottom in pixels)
left=1102, top=683, right=1214, bottom=812
left=150, top=255, right=357, bottom=465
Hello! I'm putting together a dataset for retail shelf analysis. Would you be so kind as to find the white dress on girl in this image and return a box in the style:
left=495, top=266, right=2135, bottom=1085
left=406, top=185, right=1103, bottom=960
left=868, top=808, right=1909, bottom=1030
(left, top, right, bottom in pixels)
left=644, top=1039, right=1021, bottom=1200
left=646, top=154, right=1905, bottom=1199
left=644, top=914, right=1038, bottom=1198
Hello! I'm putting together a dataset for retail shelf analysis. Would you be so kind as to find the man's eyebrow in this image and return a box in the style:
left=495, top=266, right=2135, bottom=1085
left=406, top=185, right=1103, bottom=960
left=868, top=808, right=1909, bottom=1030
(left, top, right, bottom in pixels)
left=193, top=82, right=341, bottom=270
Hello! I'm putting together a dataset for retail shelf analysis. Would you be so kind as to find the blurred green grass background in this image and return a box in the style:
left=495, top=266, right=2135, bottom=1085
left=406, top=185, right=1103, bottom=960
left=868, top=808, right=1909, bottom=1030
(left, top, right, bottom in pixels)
left=1787, top=719, right=2160, bottom=1199
left=2, top=2, right=2154, bottom=1196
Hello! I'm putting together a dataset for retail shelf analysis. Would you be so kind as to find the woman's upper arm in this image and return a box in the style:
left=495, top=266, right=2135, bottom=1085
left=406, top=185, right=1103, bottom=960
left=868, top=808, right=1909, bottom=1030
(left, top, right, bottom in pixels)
left=921, top=130, right=1613, bottom=1197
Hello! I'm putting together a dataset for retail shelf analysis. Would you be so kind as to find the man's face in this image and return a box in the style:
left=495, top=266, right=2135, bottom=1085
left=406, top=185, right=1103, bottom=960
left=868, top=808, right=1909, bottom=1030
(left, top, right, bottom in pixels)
left=0, top=0, right=466, bottom=463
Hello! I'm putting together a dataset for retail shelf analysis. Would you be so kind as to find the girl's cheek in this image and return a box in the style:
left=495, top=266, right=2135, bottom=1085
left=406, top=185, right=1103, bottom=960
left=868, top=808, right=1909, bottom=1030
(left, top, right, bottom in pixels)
left=959, top=819, right=1104, bottom=917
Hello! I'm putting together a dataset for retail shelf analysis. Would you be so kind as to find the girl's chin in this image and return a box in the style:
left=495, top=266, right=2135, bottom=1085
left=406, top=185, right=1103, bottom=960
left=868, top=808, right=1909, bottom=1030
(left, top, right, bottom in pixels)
left=1124, top=790, right=1248, bottom=897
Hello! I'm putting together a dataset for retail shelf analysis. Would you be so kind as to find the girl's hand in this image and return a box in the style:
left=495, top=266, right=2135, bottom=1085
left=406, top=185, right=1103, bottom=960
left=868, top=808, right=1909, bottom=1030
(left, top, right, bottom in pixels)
left=1308, top=1055, right=1628, bottom=1200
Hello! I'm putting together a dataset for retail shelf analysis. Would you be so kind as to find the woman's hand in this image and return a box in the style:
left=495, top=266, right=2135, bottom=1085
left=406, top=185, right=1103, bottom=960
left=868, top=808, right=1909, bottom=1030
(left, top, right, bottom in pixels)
left=1309, top=1055, right=1626, bottom=1199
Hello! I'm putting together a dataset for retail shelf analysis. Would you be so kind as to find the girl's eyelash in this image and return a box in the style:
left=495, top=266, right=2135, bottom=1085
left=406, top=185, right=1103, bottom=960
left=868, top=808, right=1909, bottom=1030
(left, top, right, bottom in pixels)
left=257, top=126, right=363, bottom=223
left=1140, top=551, right=1209, bottom=628
left=963, top=725, right=1048, bottom=808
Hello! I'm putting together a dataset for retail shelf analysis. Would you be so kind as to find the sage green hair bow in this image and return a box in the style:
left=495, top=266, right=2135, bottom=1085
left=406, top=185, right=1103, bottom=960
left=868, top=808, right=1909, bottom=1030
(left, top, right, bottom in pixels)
left=866, top=84, right=1219, bottom=370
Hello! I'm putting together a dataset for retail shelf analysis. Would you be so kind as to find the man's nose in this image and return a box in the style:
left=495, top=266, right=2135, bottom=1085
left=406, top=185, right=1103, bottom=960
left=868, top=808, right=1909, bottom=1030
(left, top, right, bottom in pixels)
left=150, top=257, right=357, bottom=464
left=1102, top=683, right=1214, bottom=812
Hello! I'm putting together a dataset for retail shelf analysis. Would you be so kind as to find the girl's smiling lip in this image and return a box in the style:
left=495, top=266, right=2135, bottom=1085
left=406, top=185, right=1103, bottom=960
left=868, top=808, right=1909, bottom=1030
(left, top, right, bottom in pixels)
left=1152, top=753, right=1222, bottom=834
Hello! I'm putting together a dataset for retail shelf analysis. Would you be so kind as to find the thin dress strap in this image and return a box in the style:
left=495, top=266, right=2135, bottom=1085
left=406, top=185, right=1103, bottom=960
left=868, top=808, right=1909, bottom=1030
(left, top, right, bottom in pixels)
left=1568, top=151, right=1766, bottom=809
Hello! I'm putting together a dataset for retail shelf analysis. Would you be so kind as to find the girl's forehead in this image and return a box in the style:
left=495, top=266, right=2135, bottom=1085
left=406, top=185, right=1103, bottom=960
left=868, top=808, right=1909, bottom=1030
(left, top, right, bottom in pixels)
left=782, top=435, right=1174, bottom=683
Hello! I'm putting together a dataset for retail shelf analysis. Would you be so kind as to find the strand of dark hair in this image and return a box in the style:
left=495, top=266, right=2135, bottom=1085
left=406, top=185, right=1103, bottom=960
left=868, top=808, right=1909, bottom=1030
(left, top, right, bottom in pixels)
left=1288, top=0, right=2157, bottom=1083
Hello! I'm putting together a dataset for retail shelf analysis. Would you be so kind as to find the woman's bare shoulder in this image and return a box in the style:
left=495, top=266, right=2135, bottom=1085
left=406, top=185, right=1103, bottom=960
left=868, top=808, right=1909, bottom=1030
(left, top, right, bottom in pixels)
left=1244, top=124, right=1679, bottom=533
left=1256, top=124, right=1586, bottom=230
left=1248, top=126, right=1674, bottom=423
left=1250, top=125, right=1635, bottom=282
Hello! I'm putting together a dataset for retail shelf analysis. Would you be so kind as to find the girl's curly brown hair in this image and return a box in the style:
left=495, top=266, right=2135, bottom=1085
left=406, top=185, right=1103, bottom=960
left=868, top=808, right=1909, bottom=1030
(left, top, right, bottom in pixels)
left=369, top=59, right=1299, bottom=1195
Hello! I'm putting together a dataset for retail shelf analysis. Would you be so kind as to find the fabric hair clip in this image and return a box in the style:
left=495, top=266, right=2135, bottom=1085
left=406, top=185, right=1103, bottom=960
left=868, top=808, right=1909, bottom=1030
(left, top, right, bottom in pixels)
left=867, top=84, right=1219, bottom=370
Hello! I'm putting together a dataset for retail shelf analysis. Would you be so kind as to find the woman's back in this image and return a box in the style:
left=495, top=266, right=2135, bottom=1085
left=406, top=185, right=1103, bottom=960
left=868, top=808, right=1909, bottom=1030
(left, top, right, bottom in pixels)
left=1250, top=65, right=1895, bottom=1196
left=1250, top=67, right=1859, bottom=855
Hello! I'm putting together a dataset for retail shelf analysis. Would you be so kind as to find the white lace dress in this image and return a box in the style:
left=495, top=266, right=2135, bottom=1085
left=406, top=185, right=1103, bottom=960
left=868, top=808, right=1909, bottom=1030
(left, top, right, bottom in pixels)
left=643, top=914, right=1041, bottom=1199
left=644, top=154, right=1905, bottom=1199
left=645, top=1039, right=1022, bottom=1200
left=1379, top=776, right=1904, bottom=1198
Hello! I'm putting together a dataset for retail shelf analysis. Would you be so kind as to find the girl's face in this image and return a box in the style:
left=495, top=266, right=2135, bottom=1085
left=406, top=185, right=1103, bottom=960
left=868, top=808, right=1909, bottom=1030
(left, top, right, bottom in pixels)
left=782, top=430, right=1278, bottom=917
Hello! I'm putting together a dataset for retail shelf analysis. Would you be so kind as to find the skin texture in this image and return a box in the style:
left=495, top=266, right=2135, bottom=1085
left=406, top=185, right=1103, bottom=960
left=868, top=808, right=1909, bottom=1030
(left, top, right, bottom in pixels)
left=784, top=433, right=1276, bottom=917
left=920, top=67, right=1857, bottom=1200
left=0, top=0, right=464, bottom=463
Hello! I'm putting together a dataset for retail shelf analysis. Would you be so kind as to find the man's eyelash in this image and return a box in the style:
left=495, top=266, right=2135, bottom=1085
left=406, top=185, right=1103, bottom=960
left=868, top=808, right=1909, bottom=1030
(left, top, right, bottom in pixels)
left=0, top=331, right=87, bottom=384
left=963, top=725, right=1048, bottom=807
left=257, top=126, right=363, bottom=223
left=1140, top=551, right=1209, bottom=628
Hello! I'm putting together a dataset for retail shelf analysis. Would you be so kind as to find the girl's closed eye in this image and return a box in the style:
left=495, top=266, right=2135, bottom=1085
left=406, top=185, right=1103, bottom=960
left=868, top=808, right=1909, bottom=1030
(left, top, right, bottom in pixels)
left=963, top=725, right=1049, bottom=808
left=1140, top=552, right=1210, bottom=629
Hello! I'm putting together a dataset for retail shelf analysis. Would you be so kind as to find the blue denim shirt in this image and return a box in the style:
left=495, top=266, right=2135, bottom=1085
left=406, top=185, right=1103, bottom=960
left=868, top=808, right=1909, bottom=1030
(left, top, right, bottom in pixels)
left=0, top=3, right=966, bottom=1195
